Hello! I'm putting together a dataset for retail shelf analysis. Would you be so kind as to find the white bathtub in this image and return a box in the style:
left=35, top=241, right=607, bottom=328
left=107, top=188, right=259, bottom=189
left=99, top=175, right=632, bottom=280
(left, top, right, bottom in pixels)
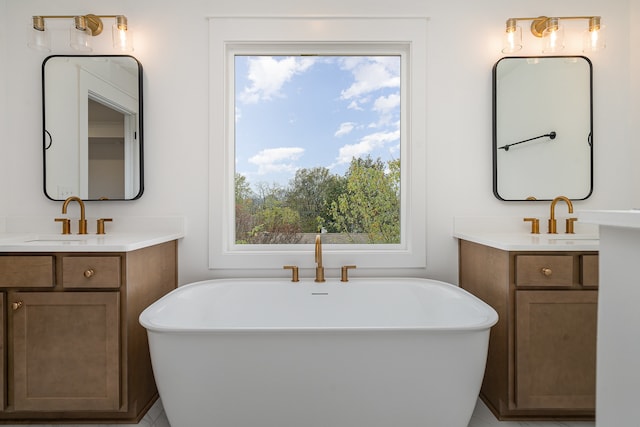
left=140, top=278, right=498, bottom=427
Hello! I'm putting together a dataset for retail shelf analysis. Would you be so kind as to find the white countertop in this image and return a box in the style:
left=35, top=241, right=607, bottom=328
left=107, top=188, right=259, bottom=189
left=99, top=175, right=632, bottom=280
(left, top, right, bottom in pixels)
left=453, top=216, right=599, bottom=251
left=453, top=230, right=599, bottom=251
left=578, top=209, right=640, bottom=229
left=0, top=216, right=185, bottom=252
left=0, top=232, right=183, bottom=252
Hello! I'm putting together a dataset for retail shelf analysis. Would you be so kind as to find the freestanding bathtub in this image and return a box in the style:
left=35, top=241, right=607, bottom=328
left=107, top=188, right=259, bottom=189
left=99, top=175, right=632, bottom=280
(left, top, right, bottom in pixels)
left=140, top=278, right=498, bottom=427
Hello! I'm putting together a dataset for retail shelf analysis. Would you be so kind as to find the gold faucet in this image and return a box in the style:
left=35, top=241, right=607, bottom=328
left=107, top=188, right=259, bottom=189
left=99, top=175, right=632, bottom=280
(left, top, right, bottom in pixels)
left=548, top=195, right=573, bottom=234
left=62, top=196, right=88, bottom=234
left=314, top=234, right=325, bottom=282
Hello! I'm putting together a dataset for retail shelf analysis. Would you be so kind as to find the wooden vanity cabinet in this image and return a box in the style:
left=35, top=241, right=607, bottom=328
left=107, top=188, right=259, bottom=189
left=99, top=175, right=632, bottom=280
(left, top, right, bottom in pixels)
left=458, top=239, right=598, bottom=421
left=0, top=240, right=177, bottom=423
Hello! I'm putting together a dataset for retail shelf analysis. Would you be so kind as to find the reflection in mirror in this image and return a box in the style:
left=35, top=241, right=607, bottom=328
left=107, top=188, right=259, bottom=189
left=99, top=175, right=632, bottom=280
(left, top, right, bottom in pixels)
left=493, top=56, right=592, bottom=201
left=43, top=55, right=143, bottom=201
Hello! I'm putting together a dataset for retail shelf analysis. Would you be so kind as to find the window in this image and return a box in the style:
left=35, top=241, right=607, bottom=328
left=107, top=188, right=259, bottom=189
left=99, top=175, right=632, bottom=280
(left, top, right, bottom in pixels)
left=209, top=17, right=427, bottom=270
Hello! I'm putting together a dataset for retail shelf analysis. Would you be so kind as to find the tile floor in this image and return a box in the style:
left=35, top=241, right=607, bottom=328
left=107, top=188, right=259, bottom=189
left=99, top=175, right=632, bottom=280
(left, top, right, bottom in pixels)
left=0, top=398, right=595, bottom=427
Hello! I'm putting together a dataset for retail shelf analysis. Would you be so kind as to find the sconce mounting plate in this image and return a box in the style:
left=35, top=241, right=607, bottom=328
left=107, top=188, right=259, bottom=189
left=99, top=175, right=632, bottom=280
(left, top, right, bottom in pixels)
left=530, top=16, right=549, bottom=38
left=85, top=14, right=104, bottom=36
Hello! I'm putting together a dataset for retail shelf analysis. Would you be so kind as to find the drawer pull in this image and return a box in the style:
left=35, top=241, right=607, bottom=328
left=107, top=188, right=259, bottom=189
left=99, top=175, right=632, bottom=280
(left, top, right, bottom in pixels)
left=12, top=301, right=23, bottom=311
left=541, top=267, right=553, bottom=276
left=84, top=269, right=95, bottom=278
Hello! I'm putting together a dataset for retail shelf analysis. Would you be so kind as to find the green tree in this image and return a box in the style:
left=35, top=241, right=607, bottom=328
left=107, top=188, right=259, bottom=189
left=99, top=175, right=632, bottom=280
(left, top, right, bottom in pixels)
left=286, top=167, right=345, bottom=233
left=329, top=156, right=400, bottom=243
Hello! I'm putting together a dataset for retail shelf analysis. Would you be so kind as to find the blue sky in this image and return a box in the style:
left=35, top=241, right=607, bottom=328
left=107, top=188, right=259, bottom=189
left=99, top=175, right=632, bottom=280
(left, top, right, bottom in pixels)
left=234, top=55, right=401, bottom=190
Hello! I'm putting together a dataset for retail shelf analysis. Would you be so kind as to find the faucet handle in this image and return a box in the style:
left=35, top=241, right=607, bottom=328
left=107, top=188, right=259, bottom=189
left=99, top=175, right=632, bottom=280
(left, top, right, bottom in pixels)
left=283, top=265, right=299, bottom=282
left=54, top=218, right=71, bottom=235
left=523, top=218, right=540, bottom=234
left=96, top=218, right=113, bottom=235
left=340, top=265, right=357, bottom=282
left=565, top=217, right=578, bottom=234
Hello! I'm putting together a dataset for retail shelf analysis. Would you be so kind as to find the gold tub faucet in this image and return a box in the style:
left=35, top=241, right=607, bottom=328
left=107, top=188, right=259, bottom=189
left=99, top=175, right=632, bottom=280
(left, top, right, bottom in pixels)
left=62, top=196, right=88, bottom=234
left=314, top=234, right=325, bottom=282
left=548, top=195, right=573, bottom=234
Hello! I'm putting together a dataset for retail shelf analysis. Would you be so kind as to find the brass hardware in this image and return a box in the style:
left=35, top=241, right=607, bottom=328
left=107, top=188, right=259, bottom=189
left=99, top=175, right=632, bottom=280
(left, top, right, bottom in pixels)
left=541, top=267, right=553, bottom=277
left=84, top=269, right=95, bottom=278
left=31, top=14, right=126, bottom=36
left=62, top=196, right=88, bottom=234
left=97, top=218, right=113, bottom=235
left=12, top=301, right=23, bottom=311
left=566, top=217, right=578, bottom=234
left=523, top=218, right=540, bottom=234
left=340, top=265, right=357, bottom=282
left=548, top=195, right=573, bottom=234
left=283, top=265, right=299, bottom=282
left=505, top=15, right=603, bottom=38
left=55, top=218, right=71, bottom=235
left=314, top=234, right=325, bottom=283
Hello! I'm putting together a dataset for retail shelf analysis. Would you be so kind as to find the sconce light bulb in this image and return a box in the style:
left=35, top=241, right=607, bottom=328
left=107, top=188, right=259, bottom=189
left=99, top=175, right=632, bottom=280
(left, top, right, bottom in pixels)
left=27, top=16, right=51, bottom=51
left=502, top=19, right=522, bottom=53
left=584, top=16, right=605, bottom=52
left=112, top=16, right=133, bottom=52
left=542, top=18, right=564, bottom=53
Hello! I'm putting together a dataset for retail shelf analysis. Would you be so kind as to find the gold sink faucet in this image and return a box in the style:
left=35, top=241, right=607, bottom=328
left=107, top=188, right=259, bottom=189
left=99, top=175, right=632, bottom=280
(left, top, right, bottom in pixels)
left=62, top=196, right=88, bottom=234
left=314, top=234, right=325, bottom=282
left=548, top=195, right=573, bottom=234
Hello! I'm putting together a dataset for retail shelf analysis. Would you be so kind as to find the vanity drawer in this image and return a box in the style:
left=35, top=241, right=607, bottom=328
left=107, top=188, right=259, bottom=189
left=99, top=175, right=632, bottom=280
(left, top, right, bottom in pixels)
left=62, top=256, right=121, bottom=289
left=515, top=255, right=574, bottom=287
left=581, top=255, right=599, bottom=288
left=0, top=256, right=54, bottom=287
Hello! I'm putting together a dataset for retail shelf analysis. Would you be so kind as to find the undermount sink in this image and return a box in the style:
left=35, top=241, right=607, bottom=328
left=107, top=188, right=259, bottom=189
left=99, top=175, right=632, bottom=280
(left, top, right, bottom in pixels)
left=23, top=234, right=94, bottom=243
left=546, top=234, right=599, bottom=240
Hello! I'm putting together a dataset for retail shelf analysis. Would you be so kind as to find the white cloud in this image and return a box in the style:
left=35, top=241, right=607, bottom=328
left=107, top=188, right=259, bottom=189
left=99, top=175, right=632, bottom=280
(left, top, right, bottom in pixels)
left=334, top=130, right=400, bottom=165
left=248, top=147, right=305, bottom=175
left=334, top=122, right=356, bottom=137
left=339, top=57, right=400, bottom=101
left=238, top=57, right=316, bottom=104
left=373, top=93, right=400, bottom=114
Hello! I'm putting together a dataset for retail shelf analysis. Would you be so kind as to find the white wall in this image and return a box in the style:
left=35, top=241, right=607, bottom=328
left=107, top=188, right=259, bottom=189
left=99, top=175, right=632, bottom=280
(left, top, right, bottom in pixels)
left=0, top=0, right=636, bottom=285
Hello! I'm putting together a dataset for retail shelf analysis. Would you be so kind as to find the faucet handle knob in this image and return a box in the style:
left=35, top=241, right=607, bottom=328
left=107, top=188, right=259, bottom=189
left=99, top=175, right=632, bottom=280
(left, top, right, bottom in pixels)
left=55, top=218, right=71, bottom=235
left=565, top=217, right=578, bottom=234
left=523, top=218, right=540, bottom=234
left=341, top=265, right=357, bottom=282
left=96, top=218, right=113, bottom=235
left=283, top=265, right=299, bottom=282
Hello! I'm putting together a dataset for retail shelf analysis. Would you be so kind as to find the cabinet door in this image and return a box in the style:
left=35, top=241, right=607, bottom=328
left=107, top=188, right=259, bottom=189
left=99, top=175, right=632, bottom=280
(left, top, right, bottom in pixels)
left=515, top=290, right=597, bottom=410
left=9, top=291, right=120, bottom=411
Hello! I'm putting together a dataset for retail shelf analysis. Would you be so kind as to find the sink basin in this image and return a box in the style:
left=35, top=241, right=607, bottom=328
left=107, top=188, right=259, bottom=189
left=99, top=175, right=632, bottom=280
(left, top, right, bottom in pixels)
left=547, top=234, right=599, bottom=240
left=23, top=234, right=94, bottom=243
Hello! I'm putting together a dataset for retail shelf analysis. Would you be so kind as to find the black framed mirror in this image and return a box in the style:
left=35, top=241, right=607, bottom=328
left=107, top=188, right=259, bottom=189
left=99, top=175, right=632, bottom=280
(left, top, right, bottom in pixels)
left=43, top=55, right=143, bottom=201
left=493, top=56, right=592, bottom=201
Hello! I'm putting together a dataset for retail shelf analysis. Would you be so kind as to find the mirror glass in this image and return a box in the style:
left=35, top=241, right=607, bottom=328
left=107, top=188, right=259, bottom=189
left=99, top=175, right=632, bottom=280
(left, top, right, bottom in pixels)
left=493, top=56, right=592, bottom=201
left=43, top=55, right=143, bottom=201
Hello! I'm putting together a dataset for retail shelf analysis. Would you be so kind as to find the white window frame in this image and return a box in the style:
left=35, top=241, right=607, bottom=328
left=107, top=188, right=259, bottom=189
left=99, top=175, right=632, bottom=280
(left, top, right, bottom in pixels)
left=209, top=17, right=427, bottom=270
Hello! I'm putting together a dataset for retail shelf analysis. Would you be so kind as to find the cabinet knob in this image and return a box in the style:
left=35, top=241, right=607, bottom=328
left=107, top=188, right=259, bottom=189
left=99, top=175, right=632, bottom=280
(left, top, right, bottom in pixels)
left=541, top=267, right=553, bottom=276
left=84, top=269, right=95, bottom=278
left=12, top=301, right=23, bottom=311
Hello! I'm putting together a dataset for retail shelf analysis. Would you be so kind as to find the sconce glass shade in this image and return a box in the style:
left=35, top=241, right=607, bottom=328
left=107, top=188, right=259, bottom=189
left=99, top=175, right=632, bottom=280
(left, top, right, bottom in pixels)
left=27, top=16, right=51, bottom=51
left=583, top=18, right=606, bottom=52
left=112, top=16, right=133, bottom=52
left=502, top=21, right=522, bottom=53
left=541, top=18, right=564, bottom=53
left=70, top=16, right=93, bottom=51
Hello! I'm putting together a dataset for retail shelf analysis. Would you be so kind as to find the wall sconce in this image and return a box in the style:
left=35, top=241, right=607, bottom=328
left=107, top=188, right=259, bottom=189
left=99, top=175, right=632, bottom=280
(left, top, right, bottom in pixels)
left=28, top=14, right=133, bottom=52
left=502, top=15, right=604, bottom=54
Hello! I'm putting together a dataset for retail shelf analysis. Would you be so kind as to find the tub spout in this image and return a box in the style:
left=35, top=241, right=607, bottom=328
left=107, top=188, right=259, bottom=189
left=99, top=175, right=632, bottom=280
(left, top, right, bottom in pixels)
left=314, top=234, right=325, bottom=282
